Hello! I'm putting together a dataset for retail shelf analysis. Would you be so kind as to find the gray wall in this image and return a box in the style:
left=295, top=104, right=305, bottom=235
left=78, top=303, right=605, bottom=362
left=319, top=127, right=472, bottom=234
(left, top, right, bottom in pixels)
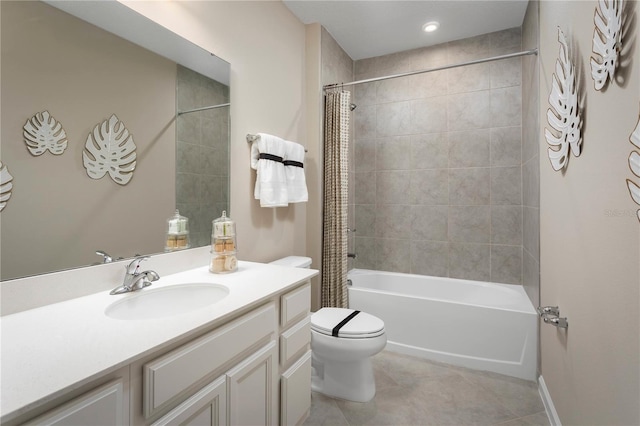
left=176, top=66, right=230, bottom=248
left=350, top=28, right=526, bottom=285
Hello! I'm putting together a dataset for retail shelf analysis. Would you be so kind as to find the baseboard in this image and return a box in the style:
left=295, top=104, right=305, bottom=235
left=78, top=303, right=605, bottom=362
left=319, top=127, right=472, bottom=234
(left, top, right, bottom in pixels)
left=538, top=375, right=561, bottom=426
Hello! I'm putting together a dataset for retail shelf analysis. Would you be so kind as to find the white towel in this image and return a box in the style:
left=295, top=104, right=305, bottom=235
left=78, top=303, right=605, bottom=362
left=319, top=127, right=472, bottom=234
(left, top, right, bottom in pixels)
left=283, top=140, right=308, bottom=203
left=250, top=133, right=288, bottom=207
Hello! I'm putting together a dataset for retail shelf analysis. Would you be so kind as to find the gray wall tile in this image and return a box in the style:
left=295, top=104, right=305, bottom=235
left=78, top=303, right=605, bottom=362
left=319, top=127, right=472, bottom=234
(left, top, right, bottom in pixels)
left=355, top=138, right=377, bottom=172
left=355, top=237, right=377, bottom=269
left=411, top=205, right=449, bottom=241
left=449, top=130, right=491, bottom=167
left=491, top=206, right=523, bottom=245
left=355, top=105, right=377, bottom=139
left=448, top=62, right=491, bottom=94
left=491, top=127, right=522, bottom=167
left=355, top=204, right=376, bottom=237
left=410, top=133, right=449, bottom=169
left=410, top=169, right=449, bottom=205
left=449, top=243, right=491, bottom=281
left=449, top=206, right=491, bottom=243
left=490, top=57, right=522, bottom=89
left=377, top=136, right=411, bottom=170
left=410, top=97, right=448, bottom=134
left=491, top=86, right=522, bottom=128
left=408, top=70, right=448, bottom=99
left=410, top=240, right=449, bottom=277
left=376, top=204, right=412, bottom=239
left=377, top=102, right=412, bottom=136
left=491, top=245, right=523, bottom=284
left=449, top=168, right=491, bottom=205
left=377, top=238, right=411, bottom=273
left=491, top=166, right=522, bottom=205
left=523, top=156, right=540, bottom=207
left=523, top=206, right=540, bottom=261
left=354, top=171, right=376, bottom=204
left=377, top=171, right=412, bottom=204
left=448, top=91, right=492, bottom=131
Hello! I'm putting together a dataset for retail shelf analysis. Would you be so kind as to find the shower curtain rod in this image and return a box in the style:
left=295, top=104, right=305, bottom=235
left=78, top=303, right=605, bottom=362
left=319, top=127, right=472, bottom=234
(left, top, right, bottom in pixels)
left=178, top=102, right=230, bottom=116
left=323, top=49, right=538, bottom=91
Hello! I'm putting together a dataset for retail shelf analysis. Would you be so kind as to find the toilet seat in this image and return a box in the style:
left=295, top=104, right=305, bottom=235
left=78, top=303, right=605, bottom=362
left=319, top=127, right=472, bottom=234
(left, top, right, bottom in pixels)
left=311, top=308, right=385, bottom=338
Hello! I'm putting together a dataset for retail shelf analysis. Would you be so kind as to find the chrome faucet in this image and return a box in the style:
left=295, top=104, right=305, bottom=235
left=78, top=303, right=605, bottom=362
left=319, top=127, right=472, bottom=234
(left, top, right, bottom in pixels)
left=109, top=256, right=160, bottom=295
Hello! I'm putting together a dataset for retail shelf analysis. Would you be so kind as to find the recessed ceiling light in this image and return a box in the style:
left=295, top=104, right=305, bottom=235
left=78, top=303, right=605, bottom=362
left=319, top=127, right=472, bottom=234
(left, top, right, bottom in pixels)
left=422, top=21, right=440, bottom=33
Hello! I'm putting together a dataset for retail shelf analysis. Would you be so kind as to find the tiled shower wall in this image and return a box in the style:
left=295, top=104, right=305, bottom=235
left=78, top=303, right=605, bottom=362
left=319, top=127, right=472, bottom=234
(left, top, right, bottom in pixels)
left=350, top=28, right=525, bottom=284
left=176, top=65, right=230, bottom=248
left=522, top=1, right=541, bottom=307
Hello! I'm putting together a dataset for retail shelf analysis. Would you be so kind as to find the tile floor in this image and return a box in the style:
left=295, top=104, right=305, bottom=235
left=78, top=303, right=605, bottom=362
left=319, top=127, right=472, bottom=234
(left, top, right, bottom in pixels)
left=304, top=351, right=549, bottom=426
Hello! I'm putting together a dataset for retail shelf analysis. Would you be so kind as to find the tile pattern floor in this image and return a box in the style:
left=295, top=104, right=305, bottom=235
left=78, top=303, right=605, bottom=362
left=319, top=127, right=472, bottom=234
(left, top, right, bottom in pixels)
left=304, top=351, right=549, bottom=426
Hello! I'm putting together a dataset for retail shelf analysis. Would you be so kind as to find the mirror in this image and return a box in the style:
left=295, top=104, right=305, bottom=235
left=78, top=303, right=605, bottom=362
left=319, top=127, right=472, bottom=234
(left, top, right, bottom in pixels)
left=0, top=1, right=230, bottom=280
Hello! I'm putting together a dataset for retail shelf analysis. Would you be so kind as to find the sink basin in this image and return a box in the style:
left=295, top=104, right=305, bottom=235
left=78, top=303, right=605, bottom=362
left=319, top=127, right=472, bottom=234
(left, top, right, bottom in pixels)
left=105, top=283, right=229, bottom=320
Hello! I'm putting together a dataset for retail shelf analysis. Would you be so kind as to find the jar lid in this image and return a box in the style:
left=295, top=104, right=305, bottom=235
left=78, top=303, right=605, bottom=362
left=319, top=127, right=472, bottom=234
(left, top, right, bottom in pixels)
left=167, top=209, right=189, bottom=234
left=213, top=210, right=235, bottom=237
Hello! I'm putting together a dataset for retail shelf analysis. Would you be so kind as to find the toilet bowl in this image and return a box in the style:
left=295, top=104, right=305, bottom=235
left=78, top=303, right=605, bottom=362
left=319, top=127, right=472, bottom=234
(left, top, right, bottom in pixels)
left=310, top=307, right=386, bottom=402
left=269, top=256, right=387, bottom=403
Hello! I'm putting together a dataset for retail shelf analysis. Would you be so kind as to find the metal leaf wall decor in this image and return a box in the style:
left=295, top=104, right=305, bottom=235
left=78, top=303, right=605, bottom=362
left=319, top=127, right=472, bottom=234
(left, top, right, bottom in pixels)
left=545, top=28, right=582, bottom=172
left=627, top=111, right=640, bottom=222
left=23, top=110, right=68, bottom=156
left=83, top=114, right=137, bottom=185
left=590, top=0, right=623, bottom=91
left=0, top=161, right=14, bottom=212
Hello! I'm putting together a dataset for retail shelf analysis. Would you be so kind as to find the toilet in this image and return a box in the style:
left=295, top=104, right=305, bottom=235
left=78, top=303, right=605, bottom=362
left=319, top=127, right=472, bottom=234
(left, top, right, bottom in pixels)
left=270, top=256, right=387, bottom=403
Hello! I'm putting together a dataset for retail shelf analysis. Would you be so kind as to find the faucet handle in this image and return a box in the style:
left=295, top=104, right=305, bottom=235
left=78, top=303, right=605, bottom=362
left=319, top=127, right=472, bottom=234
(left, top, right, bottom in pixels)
left=126, top=256, right=150, bottom=274
left=96, top=250, right=113, bottom=263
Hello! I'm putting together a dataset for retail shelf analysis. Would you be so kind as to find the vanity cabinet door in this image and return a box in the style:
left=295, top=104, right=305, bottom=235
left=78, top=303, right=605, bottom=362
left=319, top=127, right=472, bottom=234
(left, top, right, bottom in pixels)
left=226, top=341, right=278, bottom=426
left=24, top=379, right=125, bottom=426
left=280, top=350, right=312, bottom=426
left=151, top=376, right=226, bottom=426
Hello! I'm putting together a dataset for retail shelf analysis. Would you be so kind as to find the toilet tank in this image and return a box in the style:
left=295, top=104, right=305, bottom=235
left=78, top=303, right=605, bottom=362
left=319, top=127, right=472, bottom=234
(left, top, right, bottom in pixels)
left=269, top=256, right=312, bottom=268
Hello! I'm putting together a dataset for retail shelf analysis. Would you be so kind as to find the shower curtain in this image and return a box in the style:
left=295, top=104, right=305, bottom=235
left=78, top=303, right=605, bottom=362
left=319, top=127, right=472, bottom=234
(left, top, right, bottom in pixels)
left=322, top=90, right=351, bottom=308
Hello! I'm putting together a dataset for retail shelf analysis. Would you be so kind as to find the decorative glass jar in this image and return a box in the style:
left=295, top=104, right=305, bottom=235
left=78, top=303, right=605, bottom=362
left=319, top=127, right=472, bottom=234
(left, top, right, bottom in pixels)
left=164, top=209, right=190, bottom=252
left=210, top=211, right=237, bottom=273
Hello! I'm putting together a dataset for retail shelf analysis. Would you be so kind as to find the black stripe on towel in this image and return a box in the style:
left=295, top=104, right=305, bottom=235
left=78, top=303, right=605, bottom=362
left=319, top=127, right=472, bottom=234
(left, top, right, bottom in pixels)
left=283, top=160, right=304, bottom=168
left=259, top=153, right=283, bottom=163
left=332, top=310, right=361, bottom=337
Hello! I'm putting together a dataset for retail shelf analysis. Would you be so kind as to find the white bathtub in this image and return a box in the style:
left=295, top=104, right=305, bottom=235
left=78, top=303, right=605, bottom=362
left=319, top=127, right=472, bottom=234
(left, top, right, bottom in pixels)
left=348, top=269, right=538, bottom=380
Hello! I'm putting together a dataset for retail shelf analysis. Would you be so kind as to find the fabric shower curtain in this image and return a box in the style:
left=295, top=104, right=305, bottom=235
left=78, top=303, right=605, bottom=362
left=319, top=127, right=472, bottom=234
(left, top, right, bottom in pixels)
left=322, top=90, right=351, bottom=308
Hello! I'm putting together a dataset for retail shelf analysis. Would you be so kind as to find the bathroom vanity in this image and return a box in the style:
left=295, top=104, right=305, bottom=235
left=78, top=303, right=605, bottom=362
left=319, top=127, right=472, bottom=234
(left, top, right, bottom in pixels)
left=0, top=261, right=317, bottom=425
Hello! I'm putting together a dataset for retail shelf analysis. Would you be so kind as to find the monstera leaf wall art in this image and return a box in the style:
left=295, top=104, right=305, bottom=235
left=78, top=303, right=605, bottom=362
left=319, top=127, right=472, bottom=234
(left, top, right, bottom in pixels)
left=0, top=161, right=14, bottom=212
left=83, top=114, right=137, bottom=185
left=23, top=110, right=68, bottom=156
left=628, top=111, right=640, bottom=222
left=590, top=0, right=623, bottom=91
left=545, top=28, right=583, bottom=172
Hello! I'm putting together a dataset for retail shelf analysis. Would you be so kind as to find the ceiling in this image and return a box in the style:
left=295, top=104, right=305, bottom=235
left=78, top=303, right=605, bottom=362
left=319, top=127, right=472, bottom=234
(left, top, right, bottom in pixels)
left=283, top=0, right=530, bottom=60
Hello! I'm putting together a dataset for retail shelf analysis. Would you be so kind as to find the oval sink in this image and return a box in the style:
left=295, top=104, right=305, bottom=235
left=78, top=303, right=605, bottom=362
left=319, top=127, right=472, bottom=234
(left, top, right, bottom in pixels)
left=105, top=283, right=229, bottom=320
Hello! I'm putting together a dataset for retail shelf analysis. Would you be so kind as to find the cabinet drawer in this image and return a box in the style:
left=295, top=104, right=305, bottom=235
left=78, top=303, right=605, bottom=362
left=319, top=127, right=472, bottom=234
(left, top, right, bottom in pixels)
left=280, top=351, right=312, bottom=426
left=144, top=303, right=276, bottom=417
left=280, top=317, right=310, bottom=366
left=280, top=283, right=310, bottom=329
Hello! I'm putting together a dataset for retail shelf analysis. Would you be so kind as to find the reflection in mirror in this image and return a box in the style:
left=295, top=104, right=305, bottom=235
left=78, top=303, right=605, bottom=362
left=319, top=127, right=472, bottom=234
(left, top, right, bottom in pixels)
left=176, top=66, right=230, bottom=248
left=0, top=1, right=230, bottom=280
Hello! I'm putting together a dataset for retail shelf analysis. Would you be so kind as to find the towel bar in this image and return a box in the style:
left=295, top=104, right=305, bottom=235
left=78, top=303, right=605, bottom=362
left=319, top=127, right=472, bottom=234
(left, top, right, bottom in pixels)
left=246, top=134, right=308, bottom=152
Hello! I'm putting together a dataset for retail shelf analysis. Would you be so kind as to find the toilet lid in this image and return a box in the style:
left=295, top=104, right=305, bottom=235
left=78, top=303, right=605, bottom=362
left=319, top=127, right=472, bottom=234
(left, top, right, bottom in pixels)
left=311, top=308, right=385, bottom=338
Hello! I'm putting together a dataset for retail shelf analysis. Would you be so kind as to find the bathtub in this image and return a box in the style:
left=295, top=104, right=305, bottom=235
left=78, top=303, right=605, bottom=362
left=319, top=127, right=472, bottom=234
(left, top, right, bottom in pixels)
left=347, top=269, right=537, bottom=380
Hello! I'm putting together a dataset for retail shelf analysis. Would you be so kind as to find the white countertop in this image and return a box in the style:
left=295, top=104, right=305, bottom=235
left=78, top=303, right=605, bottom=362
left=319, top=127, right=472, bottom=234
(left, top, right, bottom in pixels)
left=0, top=261, right=317, bottom=422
